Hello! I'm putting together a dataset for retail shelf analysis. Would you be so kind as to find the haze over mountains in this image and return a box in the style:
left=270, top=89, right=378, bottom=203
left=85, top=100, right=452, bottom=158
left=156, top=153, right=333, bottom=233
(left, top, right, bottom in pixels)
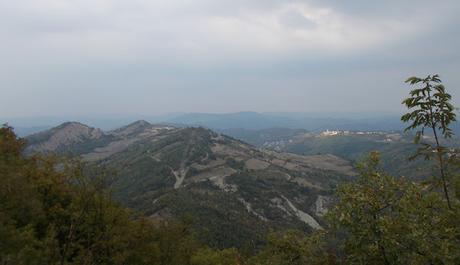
left=3, top=111, right=427, bottom=137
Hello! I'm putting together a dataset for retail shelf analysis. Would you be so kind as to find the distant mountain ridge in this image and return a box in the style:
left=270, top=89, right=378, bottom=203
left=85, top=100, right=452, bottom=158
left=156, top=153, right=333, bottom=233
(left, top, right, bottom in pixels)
left=25, top=121, right=355, bottom=248
left=7, top=112, right=460, bottom=137
left=169, top=111, right=408, bottom=131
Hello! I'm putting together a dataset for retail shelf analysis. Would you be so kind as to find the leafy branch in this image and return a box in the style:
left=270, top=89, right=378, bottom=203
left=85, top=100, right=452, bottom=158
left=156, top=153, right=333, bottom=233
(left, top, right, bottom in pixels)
left=401, top=74, right=457, bottom=209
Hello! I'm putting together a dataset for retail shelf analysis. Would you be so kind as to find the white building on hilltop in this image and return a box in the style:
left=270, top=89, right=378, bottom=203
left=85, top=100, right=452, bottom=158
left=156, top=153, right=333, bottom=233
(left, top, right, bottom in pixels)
left=320, top=129, right=340, bottom=136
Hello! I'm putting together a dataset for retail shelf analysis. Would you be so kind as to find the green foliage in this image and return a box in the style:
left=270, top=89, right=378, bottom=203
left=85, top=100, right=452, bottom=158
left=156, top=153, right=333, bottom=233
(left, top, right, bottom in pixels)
left=248, top=230, right=335, bottom=265
left=151, top=182, right=270, bottom=250
left=402, top=74, right=457, bottom=209
left=327, top=152, right=460, bottom=264
left=249, top=151, right=460, bottom=265
left=402, top=74, right=456, bottom=141
left=226, top=158, right=245, bottom=170
left=0, top=125, right=232, bottom=265
left=191, top=247, right=239, bottom=265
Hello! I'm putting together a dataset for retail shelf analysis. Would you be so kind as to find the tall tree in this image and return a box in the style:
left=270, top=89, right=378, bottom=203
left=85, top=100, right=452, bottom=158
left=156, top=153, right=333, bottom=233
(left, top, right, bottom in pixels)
left=401, top=74, right=457, bottom=209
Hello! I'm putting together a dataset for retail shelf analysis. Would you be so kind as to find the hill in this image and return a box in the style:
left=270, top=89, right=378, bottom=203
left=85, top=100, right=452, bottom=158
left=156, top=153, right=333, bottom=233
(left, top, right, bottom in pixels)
left=26, top=122, right=106, bottom=154
left=26, top=121, right=355, bottom=248
left=219, top=128, right=453, bottom=180
left=9, top=112, right=460, bottom=137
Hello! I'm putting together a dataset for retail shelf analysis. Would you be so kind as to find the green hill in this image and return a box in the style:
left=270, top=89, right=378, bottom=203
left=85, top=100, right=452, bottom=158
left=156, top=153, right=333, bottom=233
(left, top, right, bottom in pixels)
left=26, top=121, right=355, bottom=248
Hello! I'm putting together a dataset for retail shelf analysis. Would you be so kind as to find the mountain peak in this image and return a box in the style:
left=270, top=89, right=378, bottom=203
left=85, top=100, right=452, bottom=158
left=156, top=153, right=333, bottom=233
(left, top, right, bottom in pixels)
left=26, top=122, right=103, bottom=153
left=57, top=121, right=92, bottom=130
left=130, top=120, right=151, bottom=126
left=110, top=120, right=153, bottom=137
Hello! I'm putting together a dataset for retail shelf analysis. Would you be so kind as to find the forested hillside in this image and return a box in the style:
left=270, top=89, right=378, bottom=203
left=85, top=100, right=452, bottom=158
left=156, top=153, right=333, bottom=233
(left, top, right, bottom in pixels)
left=24, top=120, right=356, bottom=248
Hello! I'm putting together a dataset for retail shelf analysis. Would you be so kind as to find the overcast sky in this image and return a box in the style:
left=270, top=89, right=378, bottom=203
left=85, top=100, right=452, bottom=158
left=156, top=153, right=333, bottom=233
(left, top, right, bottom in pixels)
left=1, top=0, right=459, bottom=118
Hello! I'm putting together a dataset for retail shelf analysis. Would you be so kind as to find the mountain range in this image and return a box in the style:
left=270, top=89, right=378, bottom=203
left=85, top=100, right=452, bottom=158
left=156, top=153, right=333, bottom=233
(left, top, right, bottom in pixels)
left=168, top=111, right=408, bottom=131
left=4, top=111, right=427, bottom=137
left=25, top=121, right=356, bottom=248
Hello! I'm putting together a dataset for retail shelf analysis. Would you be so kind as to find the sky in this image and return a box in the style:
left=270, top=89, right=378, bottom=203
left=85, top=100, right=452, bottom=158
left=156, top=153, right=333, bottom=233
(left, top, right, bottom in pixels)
left=1, top=0, right=460, bottom=118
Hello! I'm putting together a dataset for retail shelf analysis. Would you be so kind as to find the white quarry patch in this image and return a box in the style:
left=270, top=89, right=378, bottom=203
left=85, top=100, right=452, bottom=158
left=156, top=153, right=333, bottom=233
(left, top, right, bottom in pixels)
left=238, top=198, right=268, bottom=222
left=280, top=195, right=323, bottom=230
left=150, top=154, right=161, bottom=162
left=315, top=195, right=329, bottom=217
left=270, top=198, right=292, bottom=216
left=283, top=172, right=293, bottom=181
left=171, top=167, right=188, bottom=189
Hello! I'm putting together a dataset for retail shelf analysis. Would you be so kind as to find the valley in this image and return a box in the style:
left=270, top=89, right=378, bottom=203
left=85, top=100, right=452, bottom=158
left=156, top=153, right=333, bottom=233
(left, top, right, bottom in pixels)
left=219, top=127, right=460, bottom=180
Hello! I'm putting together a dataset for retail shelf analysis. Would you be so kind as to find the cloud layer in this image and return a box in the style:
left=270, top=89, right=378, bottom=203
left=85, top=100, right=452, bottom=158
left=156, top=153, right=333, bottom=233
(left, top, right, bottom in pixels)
left=1, top=0, right=459, bottom=117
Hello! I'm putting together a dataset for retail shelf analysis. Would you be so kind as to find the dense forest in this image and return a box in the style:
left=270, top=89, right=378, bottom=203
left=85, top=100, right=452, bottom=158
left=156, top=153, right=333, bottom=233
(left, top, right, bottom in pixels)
left=1, top=75, right=459, bottom=264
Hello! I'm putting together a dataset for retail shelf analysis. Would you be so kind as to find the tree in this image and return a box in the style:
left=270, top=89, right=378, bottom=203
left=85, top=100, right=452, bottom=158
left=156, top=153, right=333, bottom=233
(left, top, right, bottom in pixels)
left=327, top=152, right=460, bottom=265
left=248, top=230, right=335, bottom=265
left=0, top=125, right=205, bottom=265
left=401, top=74, right=457, bottom=209
left=191, top=247, right=240, bottom=265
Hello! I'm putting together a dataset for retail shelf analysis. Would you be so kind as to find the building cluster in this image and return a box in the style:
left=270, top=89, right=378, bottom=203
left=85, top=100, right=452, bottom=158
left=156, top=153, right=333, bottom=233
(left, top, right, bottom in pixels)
left=319, top=129, right=390, bottom=137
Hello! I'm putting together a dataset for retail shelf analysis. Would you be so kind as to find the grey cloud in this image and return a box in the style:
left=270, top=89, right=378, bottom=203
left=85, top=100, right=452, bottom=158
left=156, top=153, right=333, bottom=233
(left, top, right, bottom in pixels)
left=0, top=0, right=459, bottom=118
left=279, top=9, right=317, bottom=30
